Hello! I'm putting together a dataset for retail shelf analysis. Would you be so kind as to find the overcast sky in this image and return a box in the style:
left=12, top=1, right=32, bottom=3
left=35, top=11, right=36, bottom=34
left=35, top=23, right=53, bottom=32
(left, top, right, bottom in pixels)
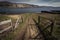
left=0, top=0, right=60, bottom=7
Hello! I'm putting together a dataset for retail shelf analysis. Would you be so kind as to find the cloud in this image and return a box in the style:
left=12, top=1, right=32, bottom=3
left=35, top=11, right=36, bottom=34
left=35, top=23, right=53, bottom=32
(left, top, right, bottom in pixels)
left=1, top=0, right=59, bottom=7
left=41, top=0, right=60, bottom=2
left=51, top=2, right=60, bottom=7
left=8, top=0, right=60, bottom=3
left=29, top=0, right=38, bottom=2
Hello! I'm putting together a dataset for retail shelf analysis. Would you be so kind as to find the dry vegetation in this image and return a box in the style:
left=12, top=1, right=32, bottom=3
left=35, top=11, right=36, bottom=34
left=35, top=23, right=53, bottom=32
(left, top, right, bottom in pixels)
left=0, top=13, right=60, bottom=40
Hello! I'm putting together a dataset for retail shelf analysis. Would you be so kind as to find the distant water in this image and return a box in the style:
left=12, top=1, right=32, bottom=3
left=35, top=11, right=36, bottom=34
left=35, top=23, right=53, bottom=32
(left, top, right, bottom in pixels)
left=0, top=7, right=60, bottom=13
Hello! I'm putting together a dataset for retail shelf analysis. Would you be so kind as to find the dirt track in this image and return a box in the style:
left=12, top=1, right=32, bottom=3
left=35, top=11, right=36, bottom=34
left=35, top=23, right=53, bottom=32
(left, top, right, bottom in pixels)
left=14, top=15, right=31, bottom=40
left=14, top=13, right=59, bottom=40
left=14, top=14, right=44, bottom=40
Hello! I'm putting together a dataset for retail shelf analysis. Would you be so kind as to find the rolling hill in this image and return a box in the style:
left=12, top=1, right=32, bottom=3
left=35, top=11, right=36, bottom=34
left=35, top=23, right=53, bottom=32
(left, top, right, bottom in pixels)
left=0, top=1, right=40, bottom=8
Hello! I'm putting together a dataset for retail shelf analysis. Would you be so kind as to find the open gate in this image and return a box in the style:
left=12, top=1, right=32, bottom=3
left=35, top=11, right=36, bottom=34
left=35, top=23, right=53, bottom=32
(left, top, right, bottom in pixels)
left=24, top=16, right=57, bottom=40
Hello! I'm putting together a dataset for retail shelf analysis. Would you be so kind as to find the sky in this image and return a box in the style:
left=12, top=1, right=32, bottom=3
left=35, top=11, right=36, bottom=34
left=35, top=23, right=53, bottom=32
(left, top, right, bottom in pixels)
left=0, top=0, right=60, bottom=7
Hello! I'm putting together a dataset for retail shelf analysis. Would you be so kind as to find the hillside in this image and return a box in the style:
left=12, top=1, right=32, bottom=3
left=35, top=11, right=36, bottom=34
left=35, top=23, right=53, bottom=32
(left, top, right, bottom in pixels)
left=0, top=1, right=39, bottom=8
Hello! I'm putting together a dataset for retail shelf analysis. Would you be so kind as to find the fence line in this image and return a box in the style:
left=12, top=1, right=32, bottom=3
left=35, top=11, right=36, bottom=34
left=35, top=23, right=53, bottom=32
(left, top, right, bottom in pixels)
left=0, top=19, right=12, bottom=33
left=0, top=19, right=11, bottom=25
left=0, top=26, right=12, bottom=33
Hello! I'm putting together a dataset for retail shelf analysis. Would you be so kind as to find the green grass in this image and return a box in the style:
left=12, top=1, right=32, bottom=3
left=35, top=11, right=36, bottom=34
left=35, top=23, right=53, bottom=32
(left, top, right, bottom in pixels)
left=0, top=13, right=60, bottom=40
left=14, top=13, right=32, bottom=36
left=0, top=15, right=11, bottom=22
left=2, top=13, right=30, bottom=40
left=33, top=14, right=60, bottom=40
left=0, top=15, right=15, bottom=40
